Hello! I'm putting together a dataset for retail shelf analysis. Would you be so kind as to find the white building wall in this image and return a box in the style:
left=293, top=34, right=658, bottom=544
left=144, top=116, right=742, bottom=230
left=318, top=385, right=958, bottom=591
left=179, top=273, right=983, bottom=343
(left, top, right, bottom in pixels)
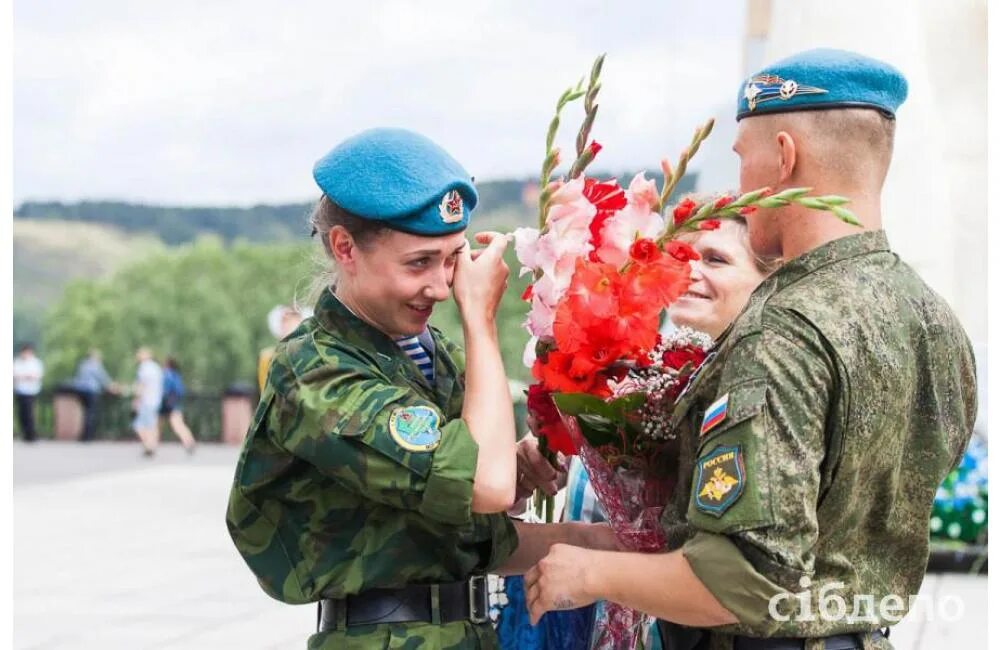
left=745, top=0, right=987, bottom=347
left=731, top=0, right=988, bottom=433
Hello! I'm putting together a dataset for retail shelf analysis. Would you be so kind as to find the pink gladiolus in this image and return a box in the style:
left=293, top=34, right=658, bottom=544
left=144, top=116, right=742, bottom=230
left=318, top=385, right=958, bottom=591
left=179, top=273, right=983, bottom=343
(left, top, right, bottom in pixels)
left=526, top=293, right=557, bottom=337
left=595, top=203, right=665, bottom=266
left=626, top=173, right=659, bottom=212
left=513, top=227, right=541, bottom=270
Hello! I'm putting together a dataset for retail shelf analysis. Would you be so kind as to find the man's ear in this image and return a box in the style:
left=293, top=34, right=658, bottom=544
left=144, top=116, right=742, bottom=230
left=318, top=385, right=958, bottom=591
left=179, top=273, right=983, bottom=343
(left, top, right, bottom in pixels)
left=775, top=130, right=797, bottom=184
left=328, top=226, right=358, bottom=273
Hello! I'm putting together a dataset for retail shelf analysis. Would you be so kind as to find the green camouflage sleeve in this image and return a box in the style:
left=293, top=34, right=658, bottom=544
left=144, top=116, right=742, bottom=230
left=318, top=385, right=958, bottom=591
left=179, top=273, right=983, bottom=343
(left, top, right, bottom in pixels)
left=682, top=311, right=834, bottom=612
left=275, top=366, right=479, bottom=527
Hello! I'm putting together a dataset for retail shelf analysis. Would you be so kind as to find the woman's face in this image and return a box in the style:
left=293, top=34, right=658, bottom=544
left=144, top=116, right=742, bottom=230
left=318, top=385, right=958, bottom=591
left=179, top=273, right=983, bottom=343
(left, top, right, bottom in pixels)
left=338, top=228, right=467, bottom=338
left=669, top=220, right=768, bottom=339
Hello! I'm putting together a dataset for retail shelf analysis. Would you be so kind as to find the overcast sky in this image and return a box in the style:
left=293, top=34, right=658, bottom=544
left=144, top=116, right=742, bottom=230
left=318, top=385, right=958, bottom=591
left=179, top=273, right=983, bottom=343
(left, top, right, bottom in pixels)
left=13, top=0, right=747, bottom=206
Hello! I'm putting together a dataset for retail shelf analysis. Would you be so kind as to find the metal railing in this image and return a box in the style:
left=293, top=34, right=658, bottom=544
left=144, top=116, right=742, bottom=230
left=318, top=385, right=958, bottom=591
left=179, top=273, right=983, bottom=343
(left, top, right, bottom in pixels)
left=13, top=390, right=241, bottom=442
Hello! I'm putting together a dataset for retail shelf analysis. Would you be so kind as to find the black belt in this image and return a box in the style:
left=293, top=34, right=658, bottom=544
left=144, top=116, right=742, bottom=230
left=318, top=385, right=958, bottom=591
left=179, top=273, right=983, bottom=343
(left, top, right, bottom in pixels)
left=317, top=576, right=490, bottom=631
left=731, top=629, right=887, bottom=650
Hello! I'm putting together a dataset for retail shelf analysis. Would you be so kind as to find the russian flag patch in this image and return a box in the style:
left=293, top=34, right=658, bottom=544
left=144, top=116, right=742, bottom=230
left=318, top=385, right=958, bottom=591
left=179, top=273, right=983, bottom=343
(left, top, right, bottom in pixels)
left=700, top=393, right=729, bottom=436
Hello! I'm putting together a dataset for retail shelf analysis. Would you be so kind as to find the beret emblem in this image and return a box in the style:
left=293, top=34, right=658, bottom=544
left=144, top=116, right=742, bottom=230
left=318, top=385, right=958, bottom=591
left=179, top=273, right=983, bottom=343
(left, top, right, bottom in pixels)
left=439, top=190, right=464, bottom=224
left=744, top=74, right=827, bottom=111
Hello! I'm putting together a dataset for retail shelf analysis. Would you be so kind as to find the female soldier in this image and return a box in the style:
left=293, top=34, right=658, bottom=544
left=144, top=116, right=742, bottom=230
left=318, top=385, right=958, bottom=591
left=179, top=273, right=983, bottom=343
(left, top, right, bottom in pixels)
left=227, top=128, right=614, bottom=650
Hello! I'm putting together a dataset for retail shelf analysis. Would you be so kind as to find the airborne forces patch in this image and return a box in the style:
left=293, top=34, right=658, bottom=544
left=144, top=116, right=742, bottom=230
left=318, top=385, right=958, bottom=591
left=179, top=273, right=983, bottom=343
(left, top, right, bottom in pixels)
left=694, top=444, right=745, bottom=517
left=388, top=405, right=442, bottom=452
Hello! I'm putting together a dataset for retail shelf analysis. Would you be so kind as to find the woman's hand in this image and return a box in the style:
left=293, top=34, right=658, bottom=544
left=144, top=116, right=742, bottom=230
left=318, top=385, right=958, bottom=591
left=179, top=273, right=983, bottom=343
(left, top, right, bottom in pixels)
left=453, top=231, right=510, bottom=326
left=515, top=432, right=567, bottom=501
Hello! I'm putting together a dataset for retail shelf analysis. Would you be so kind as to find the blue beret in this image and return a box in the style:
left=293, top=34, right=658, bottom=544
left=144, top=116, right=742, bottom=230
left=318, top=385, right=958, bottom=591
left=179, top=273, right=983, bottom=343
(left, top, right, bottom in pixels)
left=737, top=48, right=908, bottom=121
left=313, top=128, right=478, bottom=236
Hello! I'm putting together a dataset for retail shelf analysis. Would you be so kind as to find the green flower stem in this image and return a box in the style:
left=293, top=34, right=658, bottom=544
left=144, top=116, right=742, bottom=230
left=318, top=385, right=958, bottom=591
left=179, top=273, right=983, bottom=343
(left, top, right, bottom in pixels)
left=647, top=187, right=861, bottom=260
left=568, top=53, right=606, bottom=180
left=656, top=119, right=715, bottom=213
left=538, top=82, right=586, bottom=229
left=531, top=436, right=558, bottom=522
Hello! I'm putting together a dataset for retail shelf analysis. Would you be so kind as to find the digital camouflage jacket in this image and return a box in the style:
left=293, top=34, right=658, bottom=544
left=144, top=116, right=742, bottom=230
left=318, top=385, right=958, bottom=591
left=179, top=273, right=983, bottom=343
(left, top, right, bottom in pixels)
left=661, top=231, right=976, bottom=649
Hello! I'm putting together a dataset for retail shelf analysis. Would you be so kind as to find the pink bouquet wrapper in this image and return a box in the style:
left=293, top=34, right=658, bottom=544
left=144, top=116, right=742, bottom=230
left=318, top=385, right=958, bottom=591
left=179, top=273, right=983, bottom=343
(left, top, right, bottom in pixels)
left=562, top=414, right=668, bottom=650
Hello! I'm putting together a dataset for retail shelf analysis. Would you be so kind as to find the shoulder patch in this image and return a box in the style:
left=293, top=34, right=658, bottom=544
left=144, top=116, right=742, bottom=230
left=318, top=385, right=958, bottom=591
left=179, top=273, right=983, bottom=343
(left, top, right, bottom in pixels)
left=700, top=392, right=729, bottom=436
left=694, top=444, right=745, bottom=517
left=388, top=405, right=442, bottom=452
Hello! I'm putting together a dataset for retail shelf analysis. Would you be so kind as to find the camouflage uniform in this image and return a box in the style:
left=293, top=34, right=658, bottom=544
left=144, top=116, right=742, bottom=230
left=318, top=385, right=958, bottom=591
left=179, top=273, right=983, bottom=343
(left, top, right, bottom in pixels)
left=227, top=289, right=518, bottom=649
left=660, top=231, right=977, bottom=649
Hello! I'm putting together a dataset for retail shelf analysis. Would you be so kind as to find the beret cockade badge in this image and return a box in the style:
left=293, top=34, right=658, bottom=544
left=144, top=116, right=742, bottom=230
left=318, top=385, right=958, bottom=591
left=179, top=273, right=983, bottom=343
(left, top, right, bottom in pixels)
left=439, top=190, right=464, bottom=224
left=743, top=73, right=827, bottom=111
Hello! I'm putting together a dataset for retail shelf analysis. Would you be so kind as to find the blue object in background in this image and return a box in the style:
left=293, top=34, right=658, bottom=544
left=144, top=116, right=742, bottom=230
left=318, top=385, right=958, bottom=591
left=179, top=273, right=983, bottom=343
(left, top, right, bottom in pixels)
left=497, top=575, right=593, bottom=650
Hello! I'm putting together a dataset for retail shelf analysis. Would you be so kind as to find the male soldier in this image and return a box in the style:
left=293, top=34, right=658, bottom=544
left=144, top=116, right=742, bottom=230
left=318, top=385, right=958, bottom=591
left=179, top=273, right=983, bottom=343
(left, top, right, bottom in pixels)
left=522, top=48, right=977, bottom=650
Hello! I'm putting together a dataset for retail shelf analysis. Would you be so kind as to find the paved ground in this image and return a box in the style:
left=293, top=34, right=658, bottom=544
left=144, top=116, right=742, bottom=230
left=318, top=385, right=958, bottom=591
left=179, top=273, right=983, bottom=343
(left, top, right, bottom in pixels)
left=13, top=441, right=988, bottom=649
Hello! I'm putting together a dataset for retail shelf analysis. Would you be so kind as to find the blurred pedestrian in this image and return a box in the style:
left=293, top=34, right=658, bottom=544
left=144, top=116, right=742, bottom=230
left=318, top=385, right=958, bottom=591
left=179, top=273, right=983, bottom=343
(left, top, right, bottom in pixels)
left=257, top=304, right=312, bottom=392
left=71, top=349, right=118, bottom=442
left=132, top=347, right=163, bottom=456
left=13, top=342, right=43, bottom=442
left=160, top=357, right=197, bottom=454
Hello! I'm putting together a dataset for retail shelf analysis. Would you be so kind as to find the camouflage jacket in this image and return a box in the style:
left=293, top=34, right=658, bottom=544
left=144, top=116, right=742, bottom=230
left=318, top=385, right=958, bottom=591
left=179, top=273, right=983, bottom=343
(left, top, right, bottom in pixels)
left=660, top=231, right=976, bottom=648
left=226, top=289, right=517, bottom=649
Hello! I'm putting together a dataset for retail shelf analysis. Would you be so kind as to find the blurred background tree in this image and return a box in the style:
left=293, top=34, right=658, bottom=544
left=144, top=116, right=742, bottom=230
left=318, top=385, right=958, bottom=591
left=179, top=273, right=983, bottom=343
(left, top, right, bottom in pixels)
left=38, top=235, right=532, bottom=391
left=20, top=172, right=692, bottom=391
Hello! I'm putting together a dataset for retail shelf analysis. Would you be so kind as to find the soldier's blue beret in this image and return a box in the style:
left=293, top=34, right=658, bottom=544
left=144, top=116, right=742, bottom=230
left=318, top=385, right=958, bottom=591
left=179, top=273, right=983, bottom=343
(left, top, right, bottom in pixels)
left=737, top=48, right=908, bottom=121
left=313, top=128, right=477, bottom=236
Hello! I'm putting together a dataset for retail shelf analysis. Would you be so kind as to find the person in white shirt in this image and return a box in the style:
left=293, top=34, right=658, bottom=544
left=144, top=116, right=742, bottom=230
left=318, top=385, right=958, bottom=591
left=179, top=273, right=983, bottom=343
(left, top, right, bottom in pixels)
left=13, top=342, right=44, bottom=442
left=132, top=347, right=164, bottom=456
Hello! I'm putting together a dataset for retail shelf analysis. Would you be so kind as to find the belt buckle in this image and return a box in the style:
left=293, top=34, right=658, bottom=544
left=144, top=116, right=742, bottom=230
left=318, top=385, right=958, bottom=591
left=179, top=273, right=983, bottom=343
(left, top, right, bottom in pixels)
left=467, top=575, right=490, bottom=624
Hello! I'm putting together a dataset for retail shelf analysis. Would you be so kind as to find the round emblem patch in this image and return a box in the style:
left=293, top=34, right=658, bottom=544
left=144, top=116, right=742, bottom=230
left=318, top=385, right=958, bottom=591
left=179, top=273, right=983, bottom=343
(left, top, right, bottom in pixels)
left=779, top=79, right=799, bottom=100
left=388, top=405, right=442, bottom=452
left=439, top=190, right=464, bottom=224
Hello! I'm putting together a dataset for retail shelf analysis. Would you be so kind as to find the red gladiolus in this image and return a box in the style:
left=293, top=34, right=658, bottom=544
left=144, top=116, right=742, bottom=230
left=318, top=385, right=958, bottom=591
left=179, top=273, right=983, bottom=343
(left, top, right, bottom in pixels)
left=699, top=219, right=721, bottom=231
left=714, top=195, right=735, bottom=209
left=521, top=284, right=533, bottom=301
left=583, top=178, right=627, bottom=249
left=525, top=384, right=576, bottom=456
left=533, top=352, right=608, bottom=396
left=672, top=198, right=697, bottom=226
left=662, top=345, right=708, bottom=371
left=621, top=255, right=693, bottom=319
left=526, top=383, right=559, bottom=421
left=588, top=211, right=614, bottom=248
left=664, top=240, right=700, bottom=263
left=588, top=140, right=603, bottom=156
left=738, top=206, right=757, bottom=216
left=540, top=421, right=576, bottom=456
left=583, top=178, right=627, bottom=212
left=629, top=238, right=662, bottom=264
left=560, top=259, right=620, bottom=321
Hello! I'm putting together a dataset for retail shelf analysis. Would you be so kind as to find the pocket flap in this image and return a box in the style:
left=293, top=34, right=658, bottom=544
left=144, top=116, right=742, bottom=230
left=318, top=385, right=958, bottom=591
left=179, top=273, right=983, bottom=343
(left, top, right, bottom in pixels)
left=696, top=380, right=766, bottom=447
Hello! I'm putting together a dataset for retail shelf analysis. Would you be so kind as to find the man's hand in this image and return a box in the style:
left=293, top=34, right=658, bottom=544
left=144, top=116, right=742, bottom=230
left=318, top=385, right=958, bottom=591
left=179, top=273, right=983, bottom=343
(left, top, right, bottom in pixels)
left=524, top=543, right=600, bottom=624
left=515, top=432, right=567, bottom=501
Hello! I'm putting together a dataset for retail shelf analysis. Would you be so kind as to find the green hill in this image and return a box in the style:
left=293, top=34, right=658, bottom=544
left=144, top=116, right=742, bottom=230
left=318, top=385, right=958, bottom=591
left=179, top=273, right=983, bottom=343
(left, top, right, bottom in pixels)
left=13, top=172, right=695, bottom=245
left=13, top=219, right=164, bottom=348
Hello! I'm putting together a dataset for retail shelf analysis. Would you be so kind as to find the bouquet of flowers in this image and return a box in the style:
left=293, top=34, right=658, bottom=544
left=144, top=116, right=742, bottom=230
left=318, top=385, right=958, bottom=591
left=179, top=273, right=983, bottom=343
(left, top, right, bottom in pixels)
left=514, top=54, right=859, bottom=650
